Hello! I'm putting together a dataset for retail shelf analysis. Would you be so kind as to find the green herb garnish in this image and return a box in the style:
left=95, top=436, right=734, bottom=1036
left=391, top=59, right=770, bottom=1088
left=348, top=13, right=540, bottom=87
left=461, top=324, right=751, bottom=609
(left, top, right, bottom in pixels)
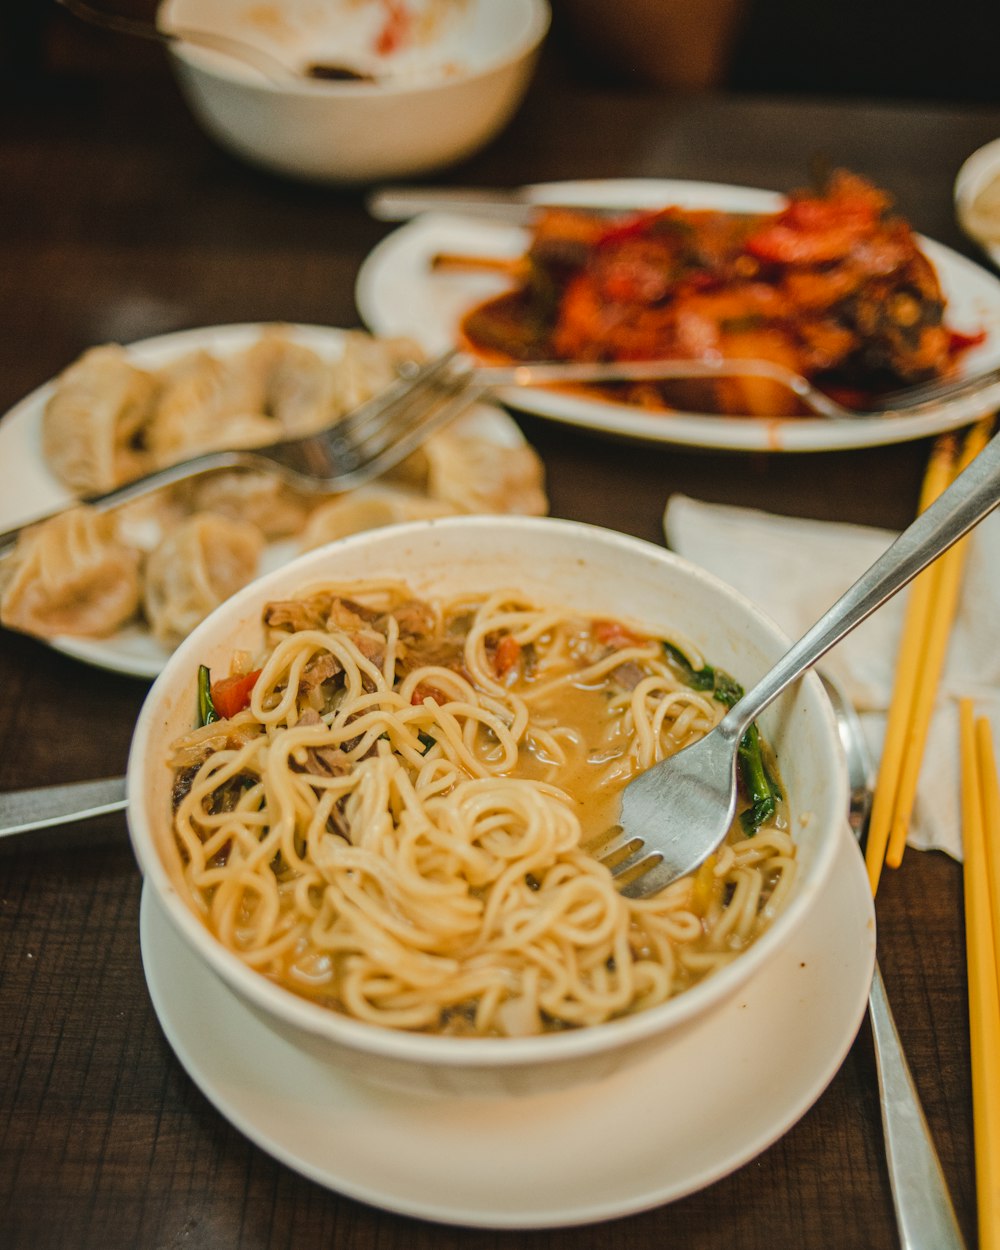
left=197, top=664, right=218, bottom=726
left=663, top=643, right=781, bottom=834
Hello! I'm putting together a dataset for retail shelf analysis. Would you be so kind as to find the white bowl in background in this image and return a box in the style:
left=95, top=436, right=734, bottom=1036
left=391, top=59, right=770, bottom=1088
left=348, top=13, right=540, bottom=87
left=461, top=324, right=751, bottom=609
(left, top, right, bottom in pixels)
left=955, top=136, right=1000, bottom=269
left=157, top=0, right=550, bottom=183
left=127, top=515, right=848, bottom=1098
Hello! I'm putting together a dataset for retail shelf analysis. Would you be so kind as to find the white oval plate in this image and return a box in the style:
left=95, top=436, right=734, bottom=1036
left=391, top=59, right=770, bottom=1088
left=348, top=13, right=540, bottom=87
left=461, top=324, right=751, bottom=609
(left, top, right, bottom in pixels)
left=0, top=323, right=529, bottom=680
left=356, top=177, right=1000, bottom=453
left=140, top=821, right=874, bottom=1229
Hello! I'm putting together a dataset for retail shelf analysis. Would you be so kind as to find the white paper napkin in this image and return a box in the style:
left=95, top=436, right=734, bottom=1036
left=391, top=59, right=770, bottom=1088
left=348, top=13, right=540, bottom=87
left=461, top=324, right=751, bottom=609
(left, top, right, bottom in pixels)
left=664, top=493, right=1000, bottom=861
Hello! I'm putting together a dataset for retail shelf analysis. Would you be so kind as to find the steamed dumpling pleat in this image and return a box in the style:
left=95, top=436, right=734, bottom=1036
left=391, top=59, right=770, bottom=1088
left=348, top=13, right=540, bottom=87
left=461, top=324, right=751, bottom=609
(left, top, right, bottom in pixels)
left=257, top=332, right=342, bottom=436
left=42, top=345, right=156, bottom=493
left=185, top=471, right=311, bottom=540
left=298, top=487, right=458, bottom=551
left=0, top=507, right=142, bottom=638
left=142, top=512, right=264, bottom=645
left=331, top=332, right=423, bottom=414
left=113, top=490, right=189, bottom=555
left=422, top=433, right=547, bottom=516
left=148, top=349, right=275, bottom=463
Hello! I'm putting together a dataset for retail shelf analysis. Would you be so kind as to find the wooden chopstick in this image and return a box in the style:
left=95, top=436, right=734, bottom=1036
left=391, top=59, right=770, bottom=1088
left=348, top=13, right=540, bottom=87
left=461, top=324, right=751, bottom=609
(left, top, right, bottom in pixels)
left=430, top=251, right=524, bottom=276
left=865, top=418, right=993, bottom=894
left=884, top=418, right=994, bottom=868
left=959, top=699, right=1000, bottom=1250
left=976, top=716, right=1000, bottom=993
left=864, top=433, right=958, bottom=893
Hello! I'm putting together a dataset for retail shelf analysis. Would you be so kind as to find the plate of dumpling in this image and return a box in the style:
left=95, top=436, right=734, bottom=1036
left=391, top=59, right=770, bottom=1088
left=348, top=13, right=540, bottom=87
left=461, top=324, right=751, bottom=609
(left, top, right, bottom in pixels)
left=0, top=323, right=548, bottom=679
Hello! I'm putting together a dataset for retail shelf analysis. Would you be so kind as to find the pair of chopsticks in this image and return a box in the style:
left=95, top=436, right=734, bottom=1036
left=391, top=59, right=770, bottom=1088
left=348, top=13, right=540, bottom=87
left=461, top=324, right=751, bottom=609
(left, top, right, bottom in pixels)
left=959, top=700, right=1000, bottom=1250
left=865, top=417, right=995, bottom=895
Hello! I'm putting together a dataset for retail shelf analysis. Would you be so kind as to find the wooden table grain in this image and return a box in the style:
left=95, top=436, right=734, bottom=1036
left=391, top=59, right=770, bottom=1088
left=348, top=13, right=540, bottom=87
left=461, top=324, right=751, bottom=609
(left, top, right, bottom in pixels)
left=2, top=16, right=997, bottom=1249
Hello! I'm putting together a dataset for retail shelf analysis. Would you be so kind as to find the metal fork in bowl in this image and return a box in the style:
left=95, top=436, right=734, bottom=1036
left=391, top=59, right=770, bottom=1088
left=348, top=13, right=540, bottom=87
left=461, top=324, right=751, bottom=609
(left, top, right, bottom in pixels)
left=596, top=426, right=1000, bottom=899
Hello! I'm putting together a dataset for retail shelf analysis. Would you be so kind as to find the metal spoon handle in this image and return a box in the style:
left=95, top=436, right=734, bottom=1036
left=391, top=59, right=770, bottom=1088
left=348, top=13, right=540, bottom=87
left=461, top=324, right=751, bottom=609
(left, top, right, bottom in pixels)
left=56, top=0, right=299, bottom=83
left=869, top=964, right=967, bottom=1248
left=720, top=428, right=1000, bottom=744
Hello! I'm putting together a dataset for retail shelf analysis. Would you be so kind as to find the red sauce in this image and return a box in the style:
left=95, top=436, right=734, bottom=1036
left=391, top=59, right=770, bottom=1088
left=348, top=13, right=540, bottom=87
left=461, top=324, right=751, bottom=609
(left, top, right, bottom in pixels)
left=374, top=0, right=413, bottom=56
left=456, top=173, right=988, bottom=419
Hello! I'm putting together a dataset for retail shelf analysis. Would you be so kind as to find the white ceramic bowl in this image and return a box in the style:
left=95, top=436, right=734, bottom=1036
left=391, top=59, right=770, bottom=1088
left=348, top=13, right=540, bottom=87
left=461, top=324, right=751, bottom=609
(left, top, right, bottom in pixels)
left=156, top=0, right=550, bottom=183
left=127, top=516, right=847, bottom=1097
left=955, top=136, right=1000, bottom=268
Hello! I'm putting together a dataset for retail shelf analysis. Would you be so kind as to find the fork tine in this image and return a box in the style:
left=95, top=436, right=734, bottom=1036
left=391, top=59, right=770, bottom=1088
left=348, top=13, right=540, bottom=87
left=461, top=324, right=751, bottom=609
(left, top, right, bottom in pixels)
left=616, top=855, right=669, bottom=898
left=587, top=825, right=643, bottom=864
left=342, top=373, right=468, bottom=465
left=587, top=823, right=667, bottom=896
left=601, top=843, right=661, bottom=880
left=335, top=350, right=460, bottom=442
left=593, top=843, right=664, bottom=889
left=869, top=362, right=1000, bottom=414
left=332, top=375, right=487, bottom=490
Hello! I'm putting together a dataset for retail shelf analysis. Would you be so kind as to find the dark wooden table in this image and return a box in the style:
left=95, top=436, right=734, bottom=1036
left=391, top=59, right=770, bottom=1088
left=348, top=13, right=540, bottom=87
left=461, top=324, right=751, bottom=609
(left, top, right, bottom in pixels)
left=2, top=15, right=998, bottom=1249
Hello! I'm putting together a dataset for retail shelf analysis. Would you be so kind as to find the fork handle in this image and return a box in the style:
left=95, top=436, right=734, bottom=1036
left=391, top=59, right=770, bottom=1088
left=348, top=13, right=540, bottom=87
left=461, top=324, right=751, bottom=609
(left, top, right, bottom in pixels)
left=0, top=776, right=127, bottom=839
left=718, top=428, right=1000, bottom=743
left=0, top=448, right=261, bottom=559
left=869, top=964, right=968, bottom=1249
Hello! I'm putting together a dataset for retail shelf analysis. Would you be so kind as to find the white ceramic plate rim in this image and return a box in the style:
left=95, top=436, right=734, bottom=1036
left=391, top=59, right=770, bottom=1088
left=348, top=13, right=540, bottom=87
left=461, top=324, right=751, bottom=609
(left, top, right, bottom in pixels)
left=139, top=821, right=874, bottom=1228
left=0, top=322, right=528, bottom=679
left=355, top=177, right=1000, bottom=452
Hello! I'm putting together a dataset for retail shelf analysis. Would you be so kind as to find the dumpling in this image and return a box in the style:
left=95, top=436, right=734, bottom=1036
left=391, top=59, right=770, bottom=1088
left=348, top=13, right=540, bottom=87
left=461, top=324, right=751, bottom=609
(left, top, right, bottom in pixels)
left=0, top=507, right=142, bottom=638
left=185, top=470, right=312, bottom=540
left=421, top=433, right=548, bottom=516
left=113, top=489, right=190, bottom=554
left=147, top=348, right=276, bottom=463
left=331, top=332, right=424, bottom=415
left=142, top=512, right=264, bottom=646
left=256, top=331, right=342, bottom=437
left=42, top=344, right=157, bottom=493
left=298, top=487, right=458, bottom=551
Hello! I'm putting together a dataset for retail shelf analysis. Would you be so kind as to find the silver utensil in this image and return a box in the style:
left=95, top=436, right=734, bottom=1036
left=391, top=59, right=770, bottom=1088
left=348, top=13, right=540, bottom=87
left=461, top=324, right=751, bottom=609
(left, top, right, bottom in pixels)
left=502, top=328, right=1000, bottom=435
left=601, top=427, right=1000, bottom=898
left=57, top=0, right=301, bottom=83
left=367, top=185, right=625, bottom=223
left=469, top=356, right=1000, bottom=426
left=0, top=352, right=478, bottom=558
left=0, top=777, right=126, bottom=841
left=5, top=350, right=999, bottom=561
left=821, top=673, right=966, bottom=1250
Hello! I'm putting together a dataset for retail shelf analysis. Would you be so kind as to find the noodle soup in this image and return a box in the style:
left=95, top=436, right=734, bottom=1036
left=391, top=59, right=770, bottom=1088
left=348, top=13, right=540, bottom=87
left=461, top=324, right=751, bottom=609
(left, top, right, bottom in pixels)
left=168, top=581, right=793, bottom=1038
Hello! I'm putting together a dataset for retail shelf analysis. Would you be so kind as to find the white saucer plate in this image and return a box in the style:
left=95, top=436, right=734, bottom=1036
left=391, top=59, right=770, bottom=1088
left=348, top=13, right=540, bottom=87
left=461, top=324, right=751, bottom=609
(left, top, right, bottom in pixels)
left=356, top=177, right=1000, bottom=453
left=0, top=322, right=526, bottom=679
left=140, top=822, right=875, bottom=1229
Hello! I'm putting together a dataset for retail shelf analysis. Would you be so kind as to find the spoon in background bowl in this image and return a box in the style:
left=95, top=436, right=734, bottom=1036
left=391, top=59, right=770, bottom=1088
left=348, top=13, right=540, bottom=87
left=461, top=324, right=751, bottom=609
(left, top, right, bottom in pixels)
left=56, top=0, right=377, bottom=85
left=820, top=672, right=966, bottom=1250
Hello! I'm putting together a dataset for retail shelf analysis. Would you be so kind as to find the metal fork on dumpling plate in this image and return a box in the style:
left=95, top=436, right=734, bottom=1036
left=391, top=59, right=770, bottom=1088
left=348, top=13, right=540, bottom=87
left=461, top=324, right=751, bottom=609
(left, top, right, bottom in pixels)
left=7, top=348, right=1000, bottom=560
left=0, top=351, right=479, bottom=558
